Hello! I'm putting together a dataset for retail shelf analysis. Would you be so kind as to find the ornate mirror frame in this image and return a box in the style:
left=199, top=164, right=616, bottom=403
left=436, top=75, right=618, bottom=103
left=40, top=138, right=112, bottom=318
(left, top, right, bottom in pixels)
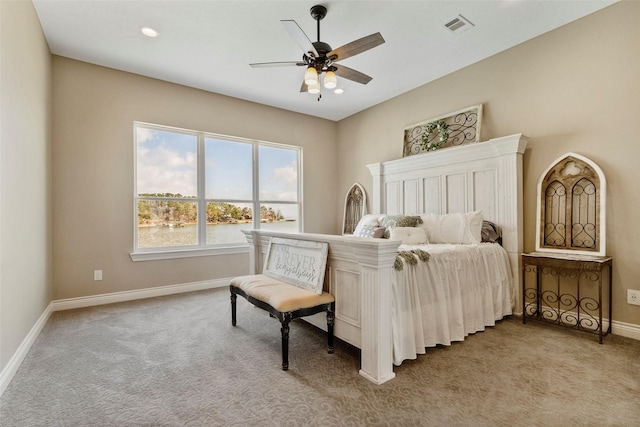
left=342, top=183, right=366, bottom=235
left=535, top=152, right=607, bottom=256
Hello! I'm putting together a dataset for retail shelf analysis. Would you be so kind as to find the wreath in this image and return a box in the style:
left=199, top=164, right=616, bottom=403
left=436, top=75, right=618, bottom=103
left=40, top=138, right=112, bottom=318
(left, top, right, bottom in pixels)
left=420, top=120, right=449, bottom=152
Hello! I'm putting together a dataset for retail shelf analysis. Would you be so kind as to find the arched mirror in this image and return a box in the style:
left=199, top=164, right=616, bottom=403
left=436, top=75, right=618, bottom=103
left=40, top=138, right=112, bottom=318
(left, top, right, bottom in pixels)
left=343, top=183, right=366, bottom=235
left=535, top=153, right=606, bottom=256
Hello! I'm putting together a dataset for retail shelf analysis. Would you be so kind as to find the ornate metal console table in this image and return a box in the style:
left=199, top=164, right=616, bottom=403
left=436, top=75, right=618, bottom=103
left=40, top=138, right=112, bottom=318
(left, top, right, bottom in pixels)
left=522, top=252, right=612, bottom=343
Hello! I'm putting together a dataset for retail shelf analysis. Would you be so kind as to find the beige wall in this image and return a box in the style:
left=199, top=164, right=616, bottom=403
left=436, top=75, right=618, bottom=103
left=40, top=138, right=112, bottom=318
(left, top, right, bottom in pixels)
left=336, top=1, right=640, bottom=326
left=52, top=57, right=338, bottom=300
left=0, top=1, right=52, bottom=371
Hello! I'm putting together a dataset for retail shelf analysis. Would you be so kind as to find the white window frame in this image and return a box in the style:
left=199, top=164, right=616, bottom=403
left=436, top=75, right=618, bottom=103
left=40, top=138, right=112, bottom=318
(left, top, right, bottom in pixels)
left=130, top=122, right=303, bottom=261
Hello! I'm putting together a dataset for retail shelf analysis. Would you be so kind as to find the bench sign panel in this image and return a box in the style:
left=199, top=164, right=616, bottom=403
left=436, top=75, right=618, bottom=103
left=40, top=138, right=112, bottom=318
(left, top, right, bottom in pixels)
left=263, top=237, right=329, bottom=295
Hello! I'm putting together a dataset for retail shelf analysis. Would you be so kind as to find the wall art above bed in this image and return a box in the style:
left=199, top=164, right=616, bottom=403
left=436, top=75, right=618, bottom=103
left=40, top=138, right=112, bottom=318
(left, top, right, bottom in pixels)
left=403, top=104, right=483, bottom=157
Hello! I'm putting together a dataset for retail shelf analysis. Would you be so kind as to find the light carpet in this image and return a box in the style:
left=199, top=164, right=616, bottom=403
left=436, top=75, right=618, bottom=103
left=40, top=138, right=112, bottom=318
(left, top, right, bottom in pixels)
left=1, top=287, right=639, bottom=426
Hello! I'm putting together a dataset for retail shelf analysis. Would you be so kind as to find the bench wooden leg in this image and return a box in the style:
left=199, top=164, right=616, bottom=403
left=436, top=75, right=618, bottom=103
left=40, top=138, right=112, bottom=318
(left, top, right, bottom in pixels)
left=281, top=320, right=290, bottom=371
left=229, top=283, right=335, bottom=370
left=327, top=308, right=335, bottom=354
left=230, top=291, right=237, bottom=326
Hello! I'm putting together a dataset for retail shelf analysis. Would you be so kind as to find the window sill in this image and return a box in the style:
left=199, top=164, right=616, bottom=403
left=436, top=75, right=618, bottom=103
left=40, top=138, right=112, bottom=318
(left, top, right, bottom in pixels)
left=130, top=245, right=249, bottom=262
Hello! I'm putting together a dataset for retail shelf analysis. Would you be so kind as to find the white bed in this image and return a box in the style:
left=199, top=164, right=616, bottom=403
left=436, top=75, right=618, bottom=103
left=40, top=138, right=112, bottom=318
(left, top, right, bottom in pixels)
left=242, top=133, right=528, bottom=384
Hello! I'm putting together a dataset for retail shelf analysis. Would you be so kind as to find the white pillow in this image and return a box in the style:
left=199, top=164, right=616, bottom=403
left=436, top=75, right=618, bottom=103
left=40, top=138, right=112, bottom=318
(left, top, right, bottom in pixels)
left=389, top=227, right=428, bottom=245
left=354, top=224, right=385, bottom=238
left=420, top=211, right=483, bottom=244
left=353, top=214, right=385, bottom=236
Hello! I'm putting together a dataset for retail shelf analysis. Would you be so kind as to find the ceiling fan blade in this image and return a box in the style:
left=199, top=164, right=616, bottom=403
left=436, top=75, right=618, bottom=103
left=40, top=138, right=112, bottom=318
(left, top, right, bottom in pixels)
left=328, top=32, right=385, bottom=62
left=250, top=61, right=306, bottom=68
left=281, top=20, right=319, bottom=57
left=334, top=64, right=373, bottom=85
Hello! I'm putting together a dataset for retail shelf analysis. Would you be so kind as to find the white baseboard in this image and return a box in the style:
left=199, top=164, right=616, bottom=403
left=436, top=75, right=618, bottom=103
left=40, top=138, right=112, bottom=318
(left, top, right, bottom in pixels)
left=0, top=278, right=231, bottom=397
left=611, top=320, right=640, bottom=341
left=51, top=278, right=230, bottom=311
left=0, top=302, right=54, bottom=397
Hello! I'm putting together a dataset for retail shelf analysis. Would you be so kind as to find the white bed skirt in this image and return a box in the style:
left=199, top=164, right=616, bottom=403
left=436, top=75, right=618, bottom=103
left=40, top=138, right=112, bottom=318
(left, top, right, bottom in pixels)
left=391, top=243, right=514, bottom=365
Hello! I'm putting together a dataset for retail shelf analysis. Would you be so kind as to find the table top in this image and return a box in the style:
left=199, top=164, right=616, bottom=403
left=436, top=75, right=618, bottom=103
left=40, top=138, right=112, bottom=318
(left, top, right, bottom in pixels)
left=522, top=251, right=612, bottom=265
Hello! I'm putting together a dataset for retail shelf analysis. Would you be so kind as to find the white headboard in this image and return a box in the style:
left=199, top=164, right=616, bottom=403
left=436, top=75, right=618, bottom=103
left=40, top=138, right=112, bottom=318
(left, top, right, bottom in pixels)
left=367, top=134, right=528, bottom=310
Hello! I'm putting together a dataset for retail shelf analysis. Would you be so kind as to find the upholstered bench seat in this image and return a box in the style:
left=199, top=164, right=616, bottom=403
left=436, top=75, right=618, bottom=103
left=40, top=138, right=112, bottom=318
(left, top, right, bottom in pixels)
left=230, top=274, right=335, bottom=370
left=231, top=274, right=335, bottom=312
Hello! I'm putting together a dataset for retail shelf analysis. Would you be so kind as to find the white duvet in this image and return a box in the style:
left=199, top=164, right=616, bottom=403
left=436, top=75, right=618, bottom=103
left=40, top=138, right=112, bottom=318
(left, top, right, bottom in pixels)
left=391, top=242, right=514, bottom=365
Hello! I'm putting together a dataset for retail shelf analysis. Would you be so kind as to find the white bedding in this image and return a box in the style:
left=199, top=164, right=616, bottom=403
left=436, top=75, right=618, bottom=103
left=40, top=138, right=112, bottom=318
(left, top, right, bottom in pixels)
left=391, top=242, right=514, bottom=365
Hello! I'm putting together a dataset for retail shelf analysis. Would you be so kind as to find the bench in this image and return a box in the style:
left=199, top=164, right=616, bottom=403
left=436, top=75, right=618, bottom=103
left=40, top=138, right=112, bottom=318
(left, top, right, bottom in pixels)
left=229, top=238, right=335, bottom=370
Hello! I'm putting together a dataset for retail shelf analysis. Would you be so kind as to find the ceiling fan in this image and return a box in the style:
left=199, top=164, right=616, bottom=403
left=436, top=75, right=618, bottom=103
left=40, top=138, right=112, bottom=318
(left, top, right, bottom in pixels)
left=250, top=4, right=385, bottom=100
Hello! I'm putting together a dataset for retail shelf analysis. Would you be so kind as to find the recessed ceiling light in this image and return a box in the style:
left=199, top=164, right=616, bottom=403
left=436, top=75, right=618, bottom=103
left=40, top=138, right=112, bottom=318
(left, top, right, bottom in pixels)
left=141, top=27, right=158, bottom=38
left=334, top=88, right=344, bottom=94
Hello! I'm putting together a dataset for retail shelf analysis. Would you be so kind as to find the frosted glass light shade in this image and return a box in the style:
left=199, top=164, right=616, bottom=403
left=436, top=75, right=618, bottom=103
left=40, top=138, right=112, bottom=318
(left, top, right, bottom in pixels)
left=323, top=70, right=337, bottom=89
left=308, top=80, right=320, bottom=94
left=304, top=67, right=318, bottom=85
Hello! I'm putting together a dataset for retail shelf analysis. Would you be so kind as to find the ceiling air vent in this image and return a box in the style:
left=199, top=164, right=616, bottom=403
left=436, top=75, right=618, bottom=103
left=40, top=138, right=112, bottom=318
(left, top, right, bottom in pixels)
left=444, top=14, right=475, bottom=34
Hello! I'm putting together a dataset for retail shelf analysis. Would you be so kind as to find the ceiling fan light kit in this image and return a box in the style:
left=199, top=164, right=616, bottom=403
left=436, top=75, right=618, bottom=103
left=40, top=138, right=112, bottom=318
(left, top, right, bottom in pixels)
left=250, top=4, right=385, bottom=101
left=308, top=80, right=321, bottom=94
left=323, top=70, right=337, bottom=89
left=304, top=66, right=318, bottom=85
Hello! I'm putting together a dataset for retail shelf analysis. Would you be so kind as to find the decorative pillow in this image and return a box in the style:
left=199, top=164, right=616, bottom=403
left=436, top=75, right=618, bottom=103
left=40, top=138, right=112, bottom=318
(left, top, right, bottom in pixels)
left=481, top=220, right=502, bottom=245
left=354, top=224, right=385, bottom=238
left=353, top=214, right=384, bottom=236
left=380, top=215, right=423, bottom=238
left=390, top=227, right=428, bottom=245
left=420, top=211, right=483, bottom=244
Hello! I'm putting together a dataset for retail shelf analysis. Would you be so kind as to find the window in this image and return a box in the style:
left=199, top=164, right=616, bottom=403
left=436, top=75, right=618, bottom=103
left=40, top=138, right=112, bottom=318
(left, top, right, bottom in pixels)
left=134, top=123, right=301, bottom=258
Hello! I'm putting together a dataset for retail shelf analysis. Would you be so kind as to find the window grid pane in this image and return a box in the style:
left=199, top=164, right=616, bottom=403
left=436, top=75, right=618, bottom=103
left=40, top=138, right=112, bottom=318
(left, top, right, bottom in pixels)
left=258, top=203, right=299, bottom=233
left=206, top=201, right=253, bottom=245
left=205, top=138, right=253, bottom=200
left=136, top=127, right=197, bottom=197
left=259, top=145, right=298, bottom=202
left=137, top=199, right=198, bottom=248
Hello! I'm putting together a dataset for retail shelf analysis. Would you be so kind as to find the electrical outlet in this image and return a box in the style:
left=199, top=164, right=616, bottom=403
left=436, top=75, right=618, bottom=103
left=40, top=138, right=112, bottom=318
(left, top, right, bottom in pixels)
left=93, top=270, right=103, bottom=281
left=628, top=289, right=640, bottom=306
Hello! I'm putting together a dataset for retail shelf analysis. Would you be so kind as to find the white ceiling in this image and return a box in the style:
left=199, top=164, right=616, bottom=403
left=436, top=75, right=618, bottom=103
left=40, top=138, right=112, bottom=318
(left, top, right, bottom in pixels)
left=33, top=0, right=616, bottom=121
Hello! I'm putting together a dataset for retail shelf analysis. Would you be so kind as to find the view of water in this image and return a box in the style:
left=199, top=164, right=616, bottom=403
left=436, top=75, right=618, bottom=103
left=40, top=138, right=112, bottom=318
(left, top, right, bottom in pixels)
left=137, top=221, right=298, bottom=248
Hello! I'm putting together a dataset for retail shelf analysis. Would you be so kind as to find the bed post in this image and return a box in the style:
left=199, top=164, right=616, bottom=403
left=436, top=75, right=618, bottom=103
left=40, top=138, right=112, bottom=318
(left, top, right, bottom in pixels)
left=368, top=162, right=383, bottom=214
left=353, top=243, right=398, bottom=385
left=501, top=138, right=527, bottom=314
left=243, top=230, right=258, bottom=274
left=243, top=229, right=267, bottom=275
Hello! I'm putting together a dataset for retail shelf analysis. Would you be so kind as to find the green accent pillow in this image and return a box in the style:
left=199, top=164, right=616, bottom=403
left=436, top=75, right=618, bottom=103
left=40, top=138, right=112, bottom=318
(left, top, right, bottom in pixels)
left=380, top=215, right=423, bottom=238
